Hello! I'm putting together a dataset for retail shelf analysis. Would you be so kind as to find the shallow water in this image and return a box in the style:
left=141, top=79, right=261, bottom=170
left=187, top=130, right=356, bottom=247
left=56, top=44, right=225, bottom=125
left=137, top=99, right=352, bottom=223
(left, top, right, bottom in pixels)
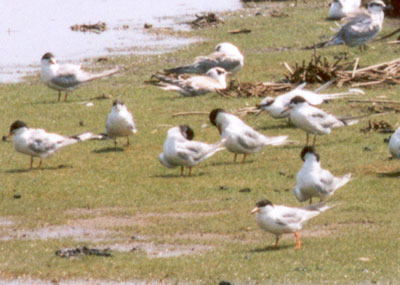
left=0, top=0, right=242, bottom=83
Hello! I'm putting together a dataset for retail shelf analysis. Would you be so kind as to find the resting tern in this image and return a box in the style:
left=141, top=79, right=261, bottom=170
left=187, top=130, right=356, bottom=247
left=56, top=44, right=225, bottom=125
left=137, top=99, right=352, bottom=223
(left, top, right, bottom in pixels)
left=329, top=0, right=361, bottom=20
left=164, top=42, right=244, bottom=75
left=282, top=96, right=358, bottom=146
left=159, top=125, right=225, bottom=176
left=40, top=52, right=119, bottom=102
left=7, top=120, right=101, bottom=169
left=388, top=127, right=400, bottom=158
left=257, top=83, right=363, bottom=119
left=209, top=108, right=288, bottom=163
left=315, top=0, right=385, bottom=48
left=294, top=146, right=352, bottom=204
left=152, top=67, right=229, bottom=97
left=251, top=199, right=332, bottom=249
left=105, top=99, right=137, bottom=148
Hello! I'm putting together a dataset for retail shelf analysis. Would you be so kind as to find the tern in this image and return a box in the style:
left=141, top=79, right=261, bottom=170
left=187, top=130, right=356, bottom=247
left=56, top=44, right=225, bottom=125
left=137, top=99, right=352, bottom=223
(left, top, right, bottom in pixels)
left=40, top=52, right=119, bottom=102
left=311, top=0, right=385, bottom=49
left=282, top=96, right=358, bottom=146
left=389, top=127, right=400, bottom=158
left=257, top=83, right=363, bottom=120
left=159, top=125, right=225, bottom=176
left=7, top=120, right=101, bottom=169
left=209, top=108, right=288, bottom=163
left=164, top=42, right=244, bottom=75
left=152, top=67, right=229, bottom=97
left=251, top=199, right=332, bottom=249
left=294, top=146, right=352, bottom=204
left=105, top=99, right=137, bottom=148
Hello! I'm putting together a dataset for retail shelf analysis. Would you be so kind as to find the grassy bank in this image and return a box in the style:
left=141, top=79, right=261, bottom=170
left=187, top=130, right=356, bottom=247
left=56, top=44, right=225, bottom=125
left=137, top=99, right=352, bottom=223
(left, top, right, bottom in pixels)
left=0, top=1, right=399, bottom=283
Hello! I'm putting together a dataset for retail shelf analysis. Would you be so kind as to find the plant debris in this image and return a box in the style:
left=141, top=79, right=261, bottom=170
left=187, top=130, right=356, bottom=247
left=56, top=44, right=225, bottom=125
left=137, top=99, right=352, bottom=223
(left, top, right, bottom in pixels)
left=70, top=22, right=107, bottom=34
left=188, top=13, right=223, bottom=29
left=360, top=119, right=394, bottom=133
left=228, top=28, right=252, bottom=34
left=56, top=246, right=112, bottom=258
left=270, top=9, right=289, bottom=18
left=217, top=80, right=292, bottom=98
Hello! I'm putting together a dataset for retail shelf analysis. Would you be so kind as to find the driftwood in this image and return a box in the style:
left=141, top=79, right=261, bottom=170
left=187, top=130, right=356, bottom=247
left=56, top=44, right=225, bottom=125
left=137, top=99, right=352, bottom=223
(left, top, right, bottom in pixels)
left=228, top=29, right=252, bottom=34
left=189, top=13, right=223, bottom=29
left=360, top=119, right=394, bottom=133
left=217, top=80, right=292, bottom=98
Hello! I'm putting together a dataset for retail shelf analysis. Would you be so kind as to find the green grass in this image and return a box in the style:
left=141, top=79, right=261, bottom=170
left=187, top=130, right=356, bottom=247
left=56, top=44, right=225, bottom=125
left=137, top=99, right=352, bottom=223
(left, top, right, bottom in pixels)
left=0, top=1, right=399, bottom=283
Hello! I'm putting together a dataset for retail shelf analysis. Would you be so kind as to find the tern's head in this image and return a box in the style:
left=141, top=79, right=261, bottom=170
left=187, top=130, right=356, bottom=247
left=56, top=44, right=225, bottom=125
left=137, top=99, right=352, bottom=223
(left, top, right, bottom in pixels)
left=300, top=146, right=320, bottom=162
left=257, top=97, right=275, bottom=111
left=251, top=199, right=273, bottom=214
left=206, top=67, right=230, bottom=80
left=215, top=42, right=242, bottom=56
left=368, top=0, right=385, bottom=12
left=8, top=120, right=28, bottom=137
left=112, top=99, right=126, bottom=111
left=41, top=52, right=56, bottom=65
left=179, top=125, right=195, bottom=141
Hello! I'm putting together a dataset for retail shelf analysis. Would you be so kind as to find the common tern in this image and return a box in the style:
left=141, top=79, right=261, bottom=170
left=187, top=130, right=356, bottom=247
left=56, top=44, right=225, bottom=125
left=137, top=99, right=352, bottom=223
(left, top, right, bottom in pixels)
left=164, top=42, right=244, bottom=75
left=388, top=127, right=400, bottom=158
left=152, top=67, right=229, bottom=97
left=257, top=83, right=363, bottom=119
left=294, top=146, right=352, bottom=204
left=7, top=120, right=101, bottom=169
left=328, top=0, right=361, bottom=20
left=251, top=199, right=332, bottom=249
left=40, top=52, right=119, bottom=102
left=209, top=108, right=288, bottom=163
left=282, top=96, right=358, bottom=146
left=315, top=0, right=385, bottom=48
left=159, top=125, right=225, bottom=176
left=105, top=99, right=137, bottom=148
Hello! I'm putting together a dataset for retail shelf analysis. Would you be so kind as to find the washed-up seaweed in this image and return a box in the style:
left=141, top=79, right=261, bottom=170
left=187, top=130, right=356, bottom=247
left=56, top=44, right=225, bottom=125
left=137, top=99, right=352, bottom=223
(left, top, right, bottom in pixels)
left=360, top=119, right=394, bottom=133
left=55, top=246, right=112, bottom=258
left=188, top=13, right=223, bottom=29
left=70, top=22, right=107, bottom=34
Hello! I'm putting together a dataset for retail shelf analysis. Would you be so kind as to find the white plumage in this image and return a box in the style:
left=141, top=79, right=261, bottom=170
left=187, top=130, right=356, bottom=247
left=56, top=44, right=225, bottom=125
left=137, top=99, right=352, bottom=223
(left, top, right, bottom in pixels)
left=329, top=0, right=361, bottom=20
left=389, top=127, right=400, bottom=158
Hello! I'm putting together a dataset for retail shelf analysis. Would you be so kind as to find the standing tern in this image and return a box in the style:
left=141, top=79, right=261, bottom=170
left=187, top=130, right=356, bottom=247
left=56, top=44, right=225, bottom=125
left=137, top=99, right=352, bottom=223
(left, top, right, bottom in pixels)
left=257, top=83, right=363, bottom=119
left=7, top=120, right=101, bottom=169
left=105, top=99, right=137, bottom=148
left=311, top=0, right=385, bottom=49
left=209, top=108, right=288, bottom=163
left=159, top=125, right=225, bottom=176
left=251, top=199, right=332, bottom=249
left=152, top=67, right=230, bottom=97
left=388, top=127, right=400, bottom=158
left=282, top=96, right=358, bottom=146
left=294, top=146, right=352, bottom=204
left=164, top=42, right=244, bottom=75
left=40, top=52, right=119, bottom=102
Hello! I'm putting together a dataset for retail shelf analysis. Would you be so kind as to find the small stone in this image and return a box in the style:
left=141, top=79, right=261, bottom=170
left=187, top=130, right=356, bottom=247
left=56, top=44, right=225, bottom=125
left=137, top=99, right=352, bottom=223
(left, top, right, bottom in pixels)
left=144, top=23, right=153, bottom=29
left=79, top=121, right=84, bottom=127
left=219, top=186, right=229, bottom=191
left=255, top=12, right=262, bottom=16
left=359, top=257, right=370, bottom=262
left=239, top=188, right=251, bottom=193
left=295, top=267, right=306, bottom=272
left=274, top=189, right=280, bottom=193
left=284, top=189, right=290, bottom=192
left=13, top=194, right=21, bottom=199
left=363, top=269, right=369, bottom=273
left=363, top=146, right=373, bottom=151
left=279, top=170, right=286, bottom=176
left=219, top=281, right=232, bottom=285
left=384, top=137, right=390, bottom=143
left=2, top=136, right=7, bottom=141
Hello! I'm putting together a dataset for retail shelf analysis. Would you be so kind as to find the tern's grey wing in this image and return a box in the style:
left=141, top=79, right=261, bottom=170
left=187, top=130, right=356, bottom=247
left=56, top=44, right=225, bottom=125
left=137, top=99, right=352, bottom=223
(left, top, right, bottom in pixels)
left=338, top=14, right=380, bottom=46
left=177, top=142, right=209, bottom=162
left=50, top=74, right=81, bottom=89
left=28, top=138, right=56, bottom=155
left=237, top=131, right=261, bottom=150
left=275, top=211, right=302, bottom=226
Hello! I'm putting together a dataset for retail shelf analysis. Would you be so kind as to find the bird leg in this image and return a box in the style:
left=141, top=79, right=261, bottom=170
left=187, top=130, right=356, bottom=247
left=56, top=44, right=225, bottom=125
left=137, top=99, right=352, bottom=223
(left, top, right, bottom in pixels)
left=312, top=135, right=317, bottom=146
left=306, top=133, right=309, bottom=146
left=180, top=166, right=184, bottom=176
left=242, top=154, right=247, bottom=163
left=309, top=197, right=312, bottom=205
left=64, top=93, right=68, bottom=102
left=29, top=157, right=33, bottom=170
left=57, top=91, right=61, bottom=102
left=274, top=237, right=280, bottom=249
left=114, top=139, right=117, bottom=149
left=233, top=153, right=237, bottom=163
left=37, top=159, right=43, bottom=169
left=126, top=136, right=130, bottom=146
left=188, top=167, right=192, bottom=177
left=294, top=232, right=301, bottom=249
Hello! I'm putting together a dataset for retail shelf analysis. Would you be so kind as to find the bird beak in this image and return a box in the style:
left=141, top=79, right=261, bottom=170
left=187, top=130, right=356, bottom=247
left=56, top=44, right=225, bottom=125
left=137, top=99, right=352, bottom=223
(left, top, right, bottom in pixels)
left=217, top=124, right=222, bottom=135
left=50, top=58, right=56, bottom=64
left=281, top=106, right=292, bottom=114
left=251, top=207, right=260, bottom=214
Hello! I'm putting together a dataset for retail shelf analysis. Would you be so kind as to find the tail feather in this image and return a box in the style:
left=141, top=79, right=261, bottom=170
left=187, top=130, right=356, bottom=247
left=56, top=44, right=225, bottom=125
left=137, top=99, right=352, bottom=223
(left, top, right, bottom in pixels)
left=70, top=132, right=106, bottom=141
left=303, top=200, right=333, bottom=213
left=333, top=173, right=352, bottom=191
left=84, top=67, right=120, bottom=82
left=164, top=64, right=199, bottom=75
left=202, top=139, right=226, bottom=161
left=320, top=89, right=364, bottom=100
left=263, top=135, right=289, bottom=146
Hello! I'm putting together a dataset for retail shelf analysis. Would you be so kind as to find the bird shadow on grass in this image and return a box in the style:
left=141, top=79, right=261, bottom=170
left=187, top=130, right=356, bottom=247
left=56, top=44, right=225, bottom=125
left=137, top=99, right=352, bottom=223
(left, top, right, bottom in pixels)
left=92, top=147, right=124, bottom=153
left=257, top=124, right=295, bottom=131
left=249, top=244, right=292, bottom=252
left=209, top=160, right=255, bottom=166
left=376, top=170, right=400, bottom=178
left=152, top=172, right=206, bottom=178
left=5, top=164, right=73, bottom=173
